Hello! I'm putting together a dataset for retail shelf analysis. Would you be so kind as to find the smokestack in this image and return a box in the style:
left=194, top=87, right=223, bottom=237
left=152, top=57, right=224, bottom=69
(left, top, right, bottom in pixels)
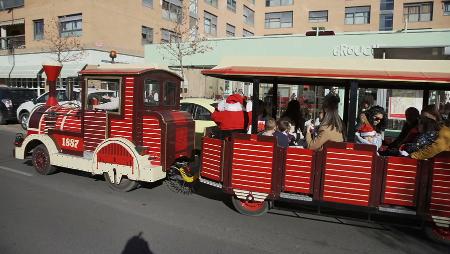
left=42, top=61, right=62, bottom=107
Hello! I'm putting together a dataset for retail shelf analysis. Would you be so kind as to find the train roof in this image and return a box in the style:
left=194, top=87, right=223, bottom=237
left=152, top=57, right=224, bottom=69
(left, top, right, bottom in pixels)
left=202, top=57, right=450, bottom=88
left=79, top=64, right=183, bottom=80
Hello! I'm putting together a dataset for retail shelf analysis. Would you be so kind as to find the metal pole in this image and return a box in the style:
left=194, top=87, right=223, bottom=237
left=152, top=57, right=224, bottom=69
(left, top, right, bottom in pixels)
left=346, top=81, right=359, bottom=142
left=251, top=79, right=260, bottom=134
left=422, top=89, right=430, bottom=109
left=272, top=82, right=278, bottom=118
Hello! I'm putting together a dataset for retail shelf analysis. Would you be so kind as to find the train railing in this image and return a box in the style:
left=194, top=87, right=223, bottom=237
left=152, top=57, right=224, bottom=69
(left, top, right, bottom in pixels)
left=428, top=152, right=450, bottom=229
left=319, top=142, right=382, bottom=207
left=199, top=136, right=450, bottom=224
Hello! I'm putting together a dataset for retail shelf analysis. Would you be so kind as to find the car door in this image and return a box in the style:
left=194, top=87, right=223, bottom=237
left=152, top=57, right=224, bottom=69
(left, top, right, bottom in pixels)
left=194, top=104, right=216, bottom=135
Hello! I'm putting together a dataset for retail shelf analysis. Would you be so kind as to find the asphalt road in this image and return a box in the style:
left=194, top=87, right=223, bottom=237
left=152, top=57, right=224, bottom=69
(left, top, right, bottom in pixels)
left=0, top=124, right=448, bottom=254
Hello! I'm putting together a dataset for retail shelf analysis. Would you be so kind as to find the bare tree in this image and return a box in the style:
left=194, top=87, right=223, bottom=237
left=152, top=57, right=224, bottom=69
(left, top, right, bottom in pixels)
left=158, top=0, right=212, bottom=97
left=43, top=17, right=85, bottom=63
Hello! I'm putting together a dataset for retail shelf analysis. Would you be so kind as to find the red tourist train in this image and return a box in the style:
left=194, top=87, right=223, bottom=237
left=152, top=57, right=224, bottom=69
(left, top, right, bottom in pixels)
left=13, top=58, right=450, bottom=243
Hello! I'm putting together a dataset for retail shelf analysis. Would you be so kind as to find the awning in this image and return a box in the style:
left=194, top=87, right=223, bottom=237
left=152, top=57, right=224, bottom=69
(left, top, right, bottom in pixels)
left=202, top=57, right=450, bottom=84
left=0, top=63, right=87, bottom=79
left=0, top=64, right=42, bottom=78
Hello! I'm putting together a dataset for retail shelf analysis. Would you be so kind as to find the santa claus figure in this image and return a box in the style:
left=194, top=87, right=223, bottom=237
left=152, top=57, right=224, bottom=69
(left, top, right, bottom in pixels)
left=212, top=94, right=251, bottom=139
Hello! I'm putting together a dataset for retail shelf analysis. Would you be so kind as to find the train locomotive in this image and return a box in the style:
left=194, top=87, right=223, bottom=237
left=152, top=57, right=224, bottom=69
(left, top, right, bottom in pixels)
left=15, top=64, right=195, bottom=192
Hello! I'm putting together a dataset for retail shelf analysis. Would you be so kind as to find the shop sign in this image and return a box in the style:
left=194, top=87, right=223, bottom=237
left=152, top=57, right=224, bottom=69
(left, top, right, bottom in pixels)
left=332, top=44, right=378, bottom=57
left=388, top=97, right=422, bottom=120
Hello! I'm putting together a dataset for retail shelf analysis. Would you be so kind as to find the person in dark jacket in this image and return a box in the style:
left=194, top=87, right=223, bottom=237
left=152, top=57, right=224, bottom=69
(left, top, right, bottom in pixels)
left=389, top=107, right=420, bottom=149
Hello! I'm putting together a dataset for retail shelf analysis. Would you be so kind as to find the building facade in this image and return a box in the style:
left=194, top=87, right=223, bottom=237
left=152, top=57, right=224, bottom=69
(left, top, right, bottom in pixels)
left=0, top=0, right=256, bottom=57
left=255, top=0, right=450, bottom=35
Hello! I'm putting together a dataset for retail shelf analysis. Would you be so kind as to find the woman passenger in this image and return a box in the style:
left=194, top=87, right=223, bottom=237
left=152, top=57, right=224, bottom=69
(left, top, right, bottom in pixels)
left=401, top=105, right=441, bottom=155
left=410, top=116, right=450, bottom=160
left=306, top=95, right=345, bottom=151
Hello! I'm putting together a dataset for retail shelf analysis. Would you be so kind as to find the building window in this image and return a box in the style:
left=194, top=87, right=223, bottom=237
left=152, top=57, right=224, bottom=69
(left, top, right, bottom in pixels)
left=379, top=14, right=393, bottom=31
left=445, top=1, right=450, bottom=15
left=0, top=0, right=24, bottom=9
left=403, top=2, right=433, bottom=22
left=243, top=29, right=254, bottom=37
left=345, top=6, right=370, bottom=25
left=59, top=13, right=82, bottom=37
left=265, top=12, right=293, bottom=28
left=204, top=0, right=218, bottom=8
left=380, top=0, right=394, bottom=11
left=204, top=11, right=217, bottom=36
left=33, top=19, right=44, bottom=40
left=142, top=0, right=153, bottom=7
left=226, top=23, right=235, bottom=37
left=161, top=28, right=180, bottom=43
left=266, top=0, right=293, bottom=7
left=309, top=10, right=328, bottom=22
left=227, top=0, right=236, bottom=12
left=243, top=5, right=255, bottom=25
left=162, top=0, right=182, bottom=22
left=141, top=26, right=153, bottom=44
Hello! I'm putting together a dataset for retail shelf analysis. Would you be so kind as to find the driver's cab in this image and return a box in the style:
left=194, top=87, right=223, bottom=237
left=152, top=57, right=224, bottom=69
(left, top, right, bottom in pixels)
left=79, top=65, right=194, bottom=169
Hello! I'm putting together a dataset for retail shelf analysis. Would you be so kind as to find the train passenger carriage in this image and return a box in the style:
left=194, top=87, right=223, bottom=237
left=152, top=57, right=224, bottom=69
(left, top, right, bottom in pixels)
left=200, top=57, right=450, bottom=242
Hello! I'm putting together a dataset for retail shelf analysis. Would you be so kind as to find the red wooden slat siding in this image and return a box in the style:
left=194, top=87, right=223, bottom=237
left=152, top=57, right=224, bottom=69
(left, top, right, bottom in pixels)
left=97, top=143, right=133, bottom=167
left=54, top=108, right=71, bottom=130
left=322, top=148, right=374, bottom=206
left=284, top=147, right=314, bottom=194
left=142, top=116, right=161, bottom=166
left=62, top=109, right=82, bottom=133
left=84, top=111, right=107, bottom=152
left=383, top=157, right=418, bottom=207
left=230, top=139, right=274, bottom=193
left=201, top=137, right=223, bottom=182
left=110, top=77, right=134, bottom=141
left=430, top=157, right=450, bottom=218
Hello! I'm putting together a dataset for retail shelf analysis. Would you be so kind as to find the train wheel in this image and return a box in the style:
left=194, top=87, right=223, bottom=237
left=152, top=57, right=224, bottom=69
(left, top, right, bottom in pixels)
left=104, top=173, right=138, bottom=192
left=231, top=196, right=269, bottom=216
left=425, top=224, right=450, bottom=245
left=32, top=144, right=57, bottom=175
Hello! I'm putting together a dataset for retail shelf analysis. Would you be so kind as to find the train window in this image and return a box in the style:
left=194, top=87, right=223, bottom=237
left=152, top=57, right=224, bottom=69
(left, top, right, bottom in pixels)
left=144, top=79, right=160, bottom=106
left=85, top=77, right=121, bottom=113
left=164, top=82, right=177, bottom=106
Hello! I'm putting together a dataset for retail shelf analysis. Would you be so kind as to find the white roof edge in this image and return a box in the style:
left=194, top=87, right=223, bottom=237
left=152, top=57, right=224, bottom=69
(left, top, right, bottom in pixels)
left=214, top=56, right=450, bottom=74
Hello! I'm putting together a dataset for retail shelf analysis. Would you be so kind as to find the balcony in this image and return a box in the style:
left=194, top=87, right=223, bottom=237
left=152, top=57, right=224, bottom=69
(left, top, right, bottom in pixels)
left=0, top=20, right=25, bottom=51
left=0, top=35, right=25, bottom=50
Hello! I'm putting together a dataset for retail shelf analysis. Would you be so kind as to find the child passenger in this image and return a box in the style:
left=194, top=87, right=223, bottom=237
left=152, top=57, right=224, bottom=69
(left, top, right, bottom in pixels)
left=260, top=118, right=290, bottom=148
left=355, top=123, right=382, bottom=149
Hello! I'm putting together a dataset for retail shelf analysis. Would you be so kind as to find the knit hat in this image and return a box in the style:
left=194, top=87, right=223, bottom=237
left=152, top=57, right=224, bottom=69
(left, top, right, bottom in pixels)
left=359, top=124, right=376, bottom=137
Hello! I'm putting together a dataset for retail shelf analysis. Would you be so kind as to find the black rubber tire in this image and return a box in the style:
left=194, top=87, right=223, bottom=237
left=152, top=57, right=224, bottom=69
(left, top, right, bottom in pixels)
left=231, top=195, right=269, bottom=216
left=425, top=224, right=450, bottom=246
left=104, top=172, right=138, bottom=192
left=19, top=112, right=29, bottom=130
left=32, top=144, right=57, bottom=175
left=0, top=111, right=5, bottom=125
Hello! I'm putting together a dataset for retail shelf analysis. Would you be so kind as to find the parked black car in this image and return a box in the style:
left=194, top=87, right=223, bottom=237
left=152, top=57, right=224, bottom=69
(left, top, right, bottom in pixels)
left=0, top=87, right=36, bottom=124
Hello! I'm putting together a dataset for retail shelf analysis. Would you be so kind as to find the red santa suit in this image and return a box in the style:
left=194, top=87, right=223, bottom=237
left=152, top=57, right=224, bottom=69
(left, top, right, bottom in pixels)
left=211, top=94, right=246, bottom=131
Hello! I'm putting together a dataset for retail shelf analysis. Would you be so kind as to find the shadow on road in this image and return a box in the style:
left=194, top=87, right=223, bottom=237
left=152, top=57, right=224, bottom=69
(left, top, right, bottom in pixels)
left=122, top=232, right=153, bottom=254
left=193, top=183, right=234, bottom=210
